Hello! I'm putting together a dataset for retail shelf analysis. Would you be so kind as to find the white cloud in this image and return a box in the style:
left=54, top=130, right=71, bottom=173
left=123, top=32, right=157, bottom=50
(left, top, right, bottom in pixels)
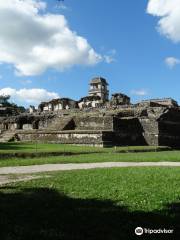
left=55, top=3, right=69, bottom=11
left=147, top=0, right=180, bottom=42
left=0, top=87, right=59, bottom=105
left=0, top=0, right=102, bottom=76
left=104, top=55, right=115, bottom=64
left=130, top=89, right=148, bottom=96
left=104, top=49, right=116, bottom=64
left=165, top=57, right=180, bottom=68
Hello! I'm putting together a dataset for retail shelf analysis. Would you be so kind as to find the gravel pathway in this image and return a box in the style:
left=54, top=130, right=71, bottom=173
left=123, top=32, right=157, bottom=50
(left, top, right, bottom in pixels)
left=0, top=162, right=180, bottom=175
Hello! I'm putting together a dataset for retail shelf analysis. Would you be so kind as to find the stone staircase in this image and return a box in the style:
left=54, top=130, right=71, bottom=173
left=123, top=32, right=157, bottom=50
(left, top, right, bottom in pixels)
left=0, top=131, right=16, bottom=143
left=47, top=116, right=75, bottom=131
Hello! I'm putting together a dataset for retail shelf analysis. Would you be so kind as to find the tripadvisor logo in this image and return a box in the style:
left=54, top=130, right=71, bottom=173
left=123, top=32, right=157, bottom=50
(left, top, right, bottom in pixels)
left=135, top=227, right=143, bottom=236
left=135, top=227, right=174, bottom=236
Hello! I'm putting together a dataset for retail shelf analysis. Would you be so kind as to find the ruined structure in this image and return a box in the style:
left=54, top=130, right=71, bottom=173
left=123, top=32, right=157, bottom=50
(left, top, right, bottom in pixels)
left=38, top=98, right=78, bottom=112
left=88, top=77, right=109, bottom=102
left=138, top=98, right=178, bottom=108
left=0, top=77, right=180, bottom=147
left=110, top=93, right=130, bottom=106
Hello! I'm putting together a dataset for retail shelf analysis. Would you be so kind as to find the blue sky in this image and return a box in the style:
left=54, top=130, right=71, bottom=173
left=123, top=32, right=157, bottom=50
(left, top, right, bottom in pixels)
left=0, top=0, right=180, bottom=106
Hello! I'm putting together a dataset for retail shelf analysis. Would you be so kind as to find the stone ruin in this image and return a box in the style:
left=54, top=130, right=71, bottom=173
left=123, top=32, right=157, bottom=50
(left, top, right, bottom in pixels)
left=0, top=77, right=180, bottom=147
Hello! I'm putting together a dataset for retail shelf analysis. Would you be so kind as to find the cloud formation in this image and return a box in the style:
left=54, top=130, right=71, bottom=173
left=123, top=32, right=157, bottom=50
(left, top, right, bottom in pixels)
left=130, top=89, right=148, bottom=96
left=55, top=2, right=69, bottom=11
left=147, top=0, right=180, bottom=42
left=165, top=57, right=180, bottom=68
left=0, top=0, right=102, bottom=76
left=0, top=87, right=59, bottom=105
left=104, top=49, right=116, bottom=64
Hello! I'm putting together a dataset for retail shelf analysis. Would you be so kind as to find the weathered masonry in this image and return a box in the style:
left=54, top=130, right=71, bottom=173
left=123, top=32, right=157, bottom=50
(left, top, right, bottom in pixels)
left=0, top=77, right=180, bottom=147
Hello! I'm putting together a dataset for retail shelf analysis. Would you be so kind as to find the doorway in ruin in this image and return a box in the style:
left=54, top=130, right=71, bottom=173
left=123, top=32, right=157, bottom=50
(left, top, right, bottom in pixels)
left=4, top=123, right=9, bottom=130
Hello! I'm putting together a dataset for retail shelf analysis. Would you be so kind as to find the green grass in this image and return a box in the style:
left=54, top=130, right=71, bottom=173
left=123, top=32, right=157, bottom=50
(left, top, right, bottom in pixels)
left=0, top=142, right=103, bottom=153
left=0, top=142, right=169, bottom=153
left=0, top=167, right=180, bottom=239
left=0, top=150, right=180, bottom=167
left=0, top=142, right=178, bottom=167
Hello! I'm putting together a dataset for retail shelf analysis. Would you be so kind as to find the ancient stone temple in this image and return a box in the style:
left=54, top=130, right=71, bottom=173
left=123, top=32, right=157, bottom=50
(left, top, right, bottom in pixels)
left=0, top=76, right=180, bottom=147
left=38, top=98, right=78, bottom=112
left=110, top=93, right=130, bottom=106
left=88, top=77, right=109, bottom=102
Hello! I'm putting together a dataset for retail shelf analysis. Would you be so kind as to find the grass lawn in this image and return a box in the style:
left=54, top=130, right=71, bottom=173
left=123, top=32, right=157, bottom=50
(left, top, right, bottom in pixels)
left=0, top=142, right=179, bottom=167
left=0, top=142, right=104, bottom=153
left=0, top=150, right=180, bottom=167
left=0, top=142, right=169, bottom=153
left=0, top=167, right=179, bottom=239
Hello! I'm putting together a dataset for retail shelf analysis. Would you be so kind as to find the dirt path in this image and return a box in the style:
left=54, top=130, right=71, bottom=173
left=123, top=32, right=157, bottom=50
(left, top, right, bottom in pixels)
left=0, top=162, right=180, bottom=175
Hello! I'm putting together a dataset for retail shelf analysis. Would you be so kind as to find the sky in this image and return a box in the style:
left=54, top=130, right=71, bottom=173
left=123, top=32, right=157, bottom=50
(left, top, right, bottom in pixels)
left=0, top=0, right=180, bottom=107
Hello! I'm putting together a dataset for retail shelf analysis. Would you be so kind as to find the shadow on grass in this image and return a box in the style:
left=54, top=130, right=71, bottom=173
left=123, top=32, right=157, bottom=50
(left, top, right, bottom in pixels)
left=0, top=143, right=103, bottom=159
left=0, top=188, right=179, bottom=240
left=0, top=143, right=36, bottom=151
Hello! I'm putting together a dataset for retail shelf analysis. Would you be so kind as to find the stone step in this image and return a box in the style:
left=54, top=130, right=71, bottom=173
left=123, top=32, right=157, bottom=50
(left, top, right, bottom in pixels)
left=47, top=117, right=74, bottom=130
left=0, top=131, right=16, bottom=142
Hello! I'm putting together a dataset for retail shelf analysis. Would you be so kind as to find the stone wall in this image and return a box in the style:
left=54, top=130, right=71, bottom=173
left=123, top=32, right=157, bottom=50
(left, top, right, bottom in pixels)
left=139, top=118, right=159, bottom=146
left=158, top=111, right=180, bottom=147
left=16, top=130, right=114, bottom=147
left=74, top=116, right=113, bottom=130
left=2, top=106, right=180, bottom=147
left=112, top=117, right=147, bottom=146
